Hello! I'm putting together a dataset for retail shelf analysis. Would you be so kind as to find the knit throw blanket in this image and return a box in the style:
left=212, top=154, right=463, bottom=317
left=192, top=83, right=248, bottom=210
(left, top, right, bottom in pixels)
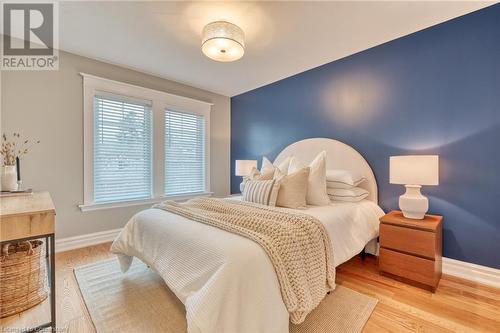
left=153, top=197, right=336, bottom=323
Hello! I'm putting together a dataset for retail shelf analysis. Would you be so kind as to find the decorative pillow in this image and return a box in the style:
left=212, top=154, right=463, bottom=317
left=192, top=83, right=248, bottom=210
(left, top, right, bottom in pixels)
left=288, top=152, right=330, bottom=206
left=261, top=156, right=291, bottom=178
left=327, top=187, right=369, bottom=202
left=326, top=169, right=366, bottom=189
left=240, top=167, right=271, bottom=193
left=242, top=179, right=280, bottom=206
left=248, top=166, right=273, bottom=180
left=273, top=167, right=310, bottom=209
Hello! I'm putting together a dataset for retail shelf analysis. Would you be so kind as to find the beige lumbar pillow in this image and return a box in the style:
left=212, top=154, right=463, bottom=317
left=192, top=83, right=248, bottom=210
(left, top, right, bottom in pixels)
left=288, top=151, right=330, bottom=206
left=273, top=167, right=310, bottom=209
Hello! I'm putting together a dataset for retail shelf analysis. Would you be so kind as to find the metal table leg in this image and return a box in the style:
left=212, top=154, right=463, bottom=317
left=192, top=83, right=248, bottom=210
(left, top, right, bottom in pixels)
left=49, top=234, right=56, bottom=333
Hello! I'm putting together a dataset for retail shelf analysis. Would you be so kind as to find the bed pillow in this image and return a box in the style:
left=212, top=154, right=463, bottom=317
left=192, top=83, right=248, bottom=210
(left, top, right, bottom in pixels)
left=288, top=152, right=330, bottom=206
left=260, top=158, right=276, bottom=179
left=326, top=169, right=366, bottom=189
left=273, top=167, right=310, bottom=209
left=247, top=166, right=272, bottom=180
left=327, top=187, right=369, bottom=202
left=261, top=156, right=291, bottom=178
left=240, top=167, right=270, bottom=192
left=242, top=179, right=280, bottom=206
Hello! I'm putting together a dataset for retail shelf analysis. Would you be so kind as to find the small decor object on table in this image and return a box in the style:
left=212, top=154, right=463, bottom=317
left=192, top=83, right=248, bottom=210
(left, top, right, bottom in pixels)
left=379, top=210, right=443, bottom=292
left=0, top=132, right=40, bottom=192
left=1, top=164, right=17, bottom=192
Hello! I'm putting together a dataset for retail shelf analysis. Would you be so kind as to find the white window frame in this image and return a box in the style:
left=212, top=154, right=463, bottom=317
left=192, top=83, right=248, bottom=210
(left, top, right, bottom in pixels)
left=79, top=73, right=212, bottom=212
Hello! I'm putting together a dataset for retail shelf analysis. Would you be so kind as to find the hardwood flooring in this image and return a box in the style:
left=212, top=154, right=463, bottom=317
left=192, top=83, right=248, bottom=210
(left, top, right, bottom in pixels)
left=1, top=243, right=499, bottom=332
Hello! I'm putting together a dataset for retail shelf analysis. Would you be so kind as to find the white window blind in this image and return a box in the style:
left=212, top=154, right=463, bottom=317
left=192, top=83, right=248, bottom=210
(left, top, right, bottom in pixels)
left=165, top=110, right=206, bottom=196
left=93, top=94, right=153, bottom=203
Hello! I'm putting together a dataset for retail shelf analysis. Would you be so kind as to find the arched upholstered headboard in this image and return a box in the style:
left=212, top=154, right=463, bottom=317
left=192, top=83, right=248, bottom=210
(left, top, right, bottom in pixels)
left=273, top=138, right=378, bottom=203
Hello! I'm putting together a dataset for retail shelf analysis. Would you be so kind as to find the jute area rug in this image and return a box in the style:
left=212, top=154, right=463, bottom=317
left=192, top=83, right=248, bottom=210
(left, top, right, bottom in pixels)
left=74, top=258, right=377, bottom=333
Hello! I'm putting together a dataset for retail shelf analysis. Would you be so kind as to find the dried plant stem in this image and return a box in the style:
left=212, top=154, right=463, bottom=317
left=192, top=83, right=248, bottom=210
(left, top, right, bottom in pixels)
left=1, top=133, right=40, bottom=166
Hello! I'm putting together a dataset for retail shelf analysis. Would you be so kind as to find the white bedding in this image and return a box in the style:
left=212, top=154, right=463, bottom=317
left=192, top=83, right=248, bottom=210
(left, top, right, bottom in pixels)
left=111, top=198, right=384, bottom=333
left=301, top=200, right=383, bottom=265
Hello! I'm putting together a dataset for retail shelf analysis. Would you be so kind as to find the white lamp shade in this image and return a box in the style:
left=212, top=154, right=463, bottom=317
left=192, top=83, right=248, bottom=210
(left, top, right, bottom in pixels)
left=390, top=155, right=439, bottom=186
left=235, top=160, right=257, bottom=176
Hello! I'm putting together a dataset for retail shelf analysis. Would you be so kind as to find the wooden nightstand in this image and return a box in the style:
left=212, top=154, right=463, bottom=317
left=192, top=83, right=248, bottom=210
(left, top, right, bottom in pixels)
left=379, top=210, right=443, bottom=292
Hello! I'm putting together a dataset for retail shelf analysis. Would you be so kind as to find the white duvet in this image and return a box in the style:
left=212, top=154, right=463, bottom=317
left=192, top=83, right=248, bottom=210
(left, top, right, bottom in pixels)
left=111, top=198, right=384, bottom=333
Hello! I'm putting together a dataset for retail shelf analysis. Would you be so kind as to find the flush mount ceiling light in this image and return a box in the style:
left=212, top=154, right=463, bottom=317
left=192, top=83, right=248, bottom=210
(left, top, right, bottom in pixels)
left=202, top=21, right=245, bottom=62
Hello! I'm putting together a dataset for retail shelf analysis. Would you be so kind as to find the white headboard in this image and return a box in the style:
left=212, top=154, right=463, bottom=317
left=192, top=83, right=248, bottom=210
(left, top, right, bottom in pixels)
left=273, top=138, right=378, bottom=203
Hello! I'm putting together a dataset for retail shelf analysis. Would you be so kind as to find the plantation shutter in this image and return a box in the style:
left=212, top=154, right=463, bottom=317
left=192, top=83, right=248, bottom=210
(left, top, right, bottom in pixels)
left=93, top=94, right=153, bottom=203
left=165, top=109, right=206, bottom=196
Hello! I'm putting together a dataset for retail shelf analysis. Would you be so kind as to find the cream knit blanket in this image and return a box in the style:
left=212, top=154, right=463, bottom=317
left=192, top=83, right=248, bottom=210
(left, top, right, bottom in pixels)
left=154, top=197, right=336, bottom=323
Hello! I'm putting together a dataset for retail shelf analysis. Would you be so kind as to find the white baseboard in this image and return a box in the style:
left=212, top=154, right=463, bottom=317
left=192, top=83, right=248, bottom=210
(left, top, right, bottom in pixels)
left=443, top=257, right=500, bottom=289
left=55, top=228, right=121, bottom=253
left=55, top=228, right=500, bottom=289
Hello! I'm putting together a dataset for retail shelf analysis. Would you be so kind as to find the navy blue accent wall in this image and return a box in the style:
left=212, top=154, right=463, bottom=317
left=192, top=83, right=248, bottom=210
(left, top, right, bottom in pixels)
left=231, top=5, right=500, bottom=269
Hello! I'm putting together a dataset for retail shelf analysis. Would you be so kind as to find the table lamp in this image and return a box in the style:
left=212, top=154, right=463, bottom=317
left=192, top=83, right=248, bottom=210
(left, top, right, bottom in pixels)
left=390, top=155, right=439, bottom=219
left=235, top=160, right=257, bottom=192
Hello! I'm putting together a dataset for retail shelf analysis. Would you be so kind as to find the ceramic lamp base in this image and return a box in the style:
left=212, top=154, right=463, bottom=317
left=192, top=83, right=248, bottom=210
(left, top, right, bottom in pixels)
left=399, top=185, right=428, bottom=219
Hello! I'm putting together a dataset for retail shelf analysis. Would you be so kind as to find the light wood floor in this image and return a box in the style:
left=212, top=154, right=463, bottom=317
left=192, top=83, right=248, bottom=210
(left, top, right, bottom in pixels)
left=1, top=243, right=499, bottom=332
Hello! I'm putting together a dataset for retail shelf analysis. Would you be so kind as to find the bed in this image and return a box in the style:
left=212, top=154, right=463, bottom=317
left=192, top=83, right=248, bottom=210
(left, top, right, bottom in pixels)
left=111, top=138, right=385, bottom=333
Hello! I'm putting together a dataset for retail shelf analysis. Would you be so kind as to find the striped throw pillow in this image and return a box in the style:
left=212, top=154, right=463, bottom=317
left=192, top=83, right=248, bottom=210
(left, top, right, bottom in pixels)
left=242, top=179, right=280, bottom=206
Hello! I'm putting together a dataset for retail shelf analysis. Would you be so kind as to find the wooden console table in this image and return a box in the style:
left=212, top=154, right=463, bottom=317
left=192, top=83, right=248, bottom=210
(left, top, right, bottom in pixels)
left=0, top=192, right=56, bottom=332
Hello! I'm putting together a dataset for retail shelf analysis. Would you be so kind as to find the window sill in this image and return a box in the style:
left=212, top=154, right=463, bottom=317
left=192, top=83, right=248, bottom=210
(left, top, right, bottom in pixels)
left=78, top=192, right=213, bottom=212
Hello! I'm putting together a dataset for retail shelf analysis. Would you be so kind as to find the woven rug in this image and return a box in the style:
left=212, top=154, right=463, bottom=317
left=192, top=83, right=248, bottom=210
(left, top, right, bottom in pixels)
left=74, top=258, right=377, bottom=333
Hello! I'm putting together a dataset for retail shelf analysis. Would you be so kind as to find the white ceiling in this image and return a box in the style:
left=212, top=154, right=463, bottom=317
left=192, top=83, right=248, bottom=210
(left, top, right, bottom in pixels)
left=59, top=1, right=494, bottom=97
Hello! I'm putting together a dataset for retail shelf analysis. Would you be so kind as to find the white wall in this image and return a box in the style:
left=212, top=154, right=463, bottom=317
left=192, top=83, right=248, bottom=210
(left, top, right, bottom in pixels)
left=1, top=50, right=231, bottom=238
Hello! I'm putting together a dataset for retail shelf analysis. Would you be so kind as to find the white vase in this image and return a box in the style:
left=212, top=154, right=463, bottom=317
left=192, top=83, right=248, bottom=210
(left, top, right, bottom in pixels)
left=1, top=165, right=18, bottom=191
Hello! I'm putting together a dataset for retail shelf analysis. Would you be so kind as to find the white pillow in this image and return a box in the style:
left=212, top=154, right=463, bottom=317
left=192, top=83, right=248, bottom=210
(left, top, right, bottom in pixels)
left=326, top=169, right=366, bottom=189
left=288, top=151, right=330, bottom=206
left=327, top=187, right=369, bottom=202
left=261, top=156, right=291, bottom=178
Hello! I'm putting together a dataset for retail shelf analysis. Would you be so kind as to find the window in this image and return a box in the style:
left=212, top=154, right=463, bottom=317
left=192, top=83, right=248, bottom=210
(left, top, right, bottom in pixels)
left=165, top=110, right=205, bottom=195
left=81, top=73, right=211, bottom=211
left=93, top=94, right=153, bottom=203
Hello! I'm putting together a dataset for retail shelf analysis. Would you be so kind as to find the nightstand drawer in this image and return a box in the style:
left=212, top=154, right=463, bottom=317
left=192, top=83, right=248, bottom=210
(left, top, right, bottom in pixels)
left=379, top=248, right=437, bottom=286
left=380, top=223, right=436, bottom=259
